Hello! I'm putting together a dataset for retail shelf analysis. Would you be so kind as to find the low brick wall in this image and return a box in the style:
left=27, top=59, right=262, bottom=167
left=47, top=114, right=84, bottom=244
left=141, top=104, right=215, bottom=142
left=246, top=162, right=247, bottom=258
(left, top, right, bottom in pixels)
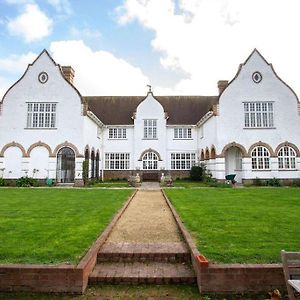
left=162, top=190, right=286, bottom=294
left=199, top=263, right=284, bottom=293
left=0, top=190, right=137, bottom=294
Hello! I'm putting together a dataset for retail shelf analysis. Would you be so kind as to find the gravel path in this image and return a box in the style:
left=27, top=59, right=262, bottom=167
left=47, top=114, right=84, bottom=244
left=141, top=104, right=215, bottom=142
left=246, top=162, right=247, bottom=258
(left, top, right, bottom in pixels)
left=107, top=190, right=182, bottom=243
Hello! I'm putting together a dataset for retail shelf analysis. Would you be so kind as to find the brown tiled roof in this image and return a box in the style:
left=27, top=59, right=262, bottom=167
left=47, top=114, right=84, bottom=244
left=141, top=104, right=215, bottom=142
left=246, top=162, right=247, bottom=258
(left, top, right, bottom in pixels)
left=84, top=95, right=218, bottom=125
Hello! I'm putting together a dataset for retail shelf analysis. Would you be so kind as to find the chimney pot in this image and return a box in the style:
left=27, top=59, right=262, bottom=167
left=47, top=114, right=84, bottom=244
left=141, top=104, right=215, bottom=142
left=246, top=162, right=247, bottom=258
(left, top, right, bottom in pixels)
left=61, top=66, right=75, bottom=84
left=218, top=80, right=228, bottom=95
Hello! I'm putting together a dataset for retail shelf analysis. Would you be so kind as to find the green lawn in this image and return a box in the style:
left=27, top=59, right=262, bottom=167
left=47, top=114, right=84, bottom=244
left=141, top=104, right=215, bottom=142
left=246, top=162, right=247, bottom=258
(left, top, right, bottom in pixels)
left=165, top=188, right=300, bottom=263
left=0, top=188, right=133, bottom=264
left=90, top=181, right=130, bottom=188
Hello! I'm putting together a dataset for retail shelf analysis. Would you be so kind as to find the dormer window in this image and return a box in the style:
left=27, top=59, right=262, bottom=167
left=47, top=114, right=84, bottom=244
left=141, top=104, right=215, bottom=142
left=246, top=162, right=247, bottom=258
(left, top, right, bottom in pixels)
left=144, top=119, right=157, bottom=139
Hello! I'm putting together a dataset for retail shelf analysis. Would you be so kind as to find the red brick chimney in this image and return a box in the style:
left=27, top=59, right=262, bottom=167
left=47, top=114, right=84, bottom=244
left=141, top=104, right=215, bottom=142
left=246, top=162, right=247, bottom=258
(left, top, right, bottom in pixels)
left=217, top=80, right=228, bottom=95
left=61, top=66, right=75, bottom=84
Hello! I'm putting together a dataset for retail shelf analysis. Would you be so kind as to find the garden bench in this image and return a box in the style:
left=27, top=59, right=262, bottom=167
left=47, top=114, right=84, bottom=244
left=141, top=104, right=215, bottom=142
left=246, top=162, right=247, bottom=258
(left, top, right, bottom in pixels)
left=281, top=250, right=300, bottom=300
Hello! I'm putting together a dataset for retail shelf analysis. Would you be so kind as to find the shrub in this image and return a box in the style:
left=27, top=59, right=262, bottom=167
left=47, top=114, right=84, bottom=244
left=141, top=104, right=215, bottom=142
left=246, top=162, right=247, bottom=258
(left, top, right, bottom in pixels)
left=0, top=177, right=6, bottom=186
left=82, top=160, right=89, bottom=185
left=16, top=176, right=39, bottom=187
left=190, top=164, right=207, bottom=181
left=292, top=179, right=300, bottom=187
left=267, top=177, right=281, bottom=187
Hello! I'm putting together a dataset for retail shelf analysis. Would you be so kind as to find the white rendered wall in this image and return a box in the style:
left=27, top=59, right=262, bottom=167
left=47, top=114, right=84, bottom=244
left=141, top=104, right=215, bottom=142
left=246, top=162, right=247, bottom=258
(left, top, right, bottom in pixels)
left=0, top=51, right=91, bottom=181
left=217, top=50, right=300, bottom=179
left=134, top=93, right=167, bottom=170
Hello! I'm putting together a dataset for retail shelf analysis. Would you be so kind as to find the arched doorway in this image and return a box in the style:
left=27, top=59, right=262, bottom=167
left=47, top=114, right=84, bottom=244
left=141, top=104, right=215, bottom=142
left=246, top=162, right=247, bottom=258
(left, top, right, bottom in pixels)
left=56, top=147, right=75, bottom=183
left=225, top=146, right=243, bottom=183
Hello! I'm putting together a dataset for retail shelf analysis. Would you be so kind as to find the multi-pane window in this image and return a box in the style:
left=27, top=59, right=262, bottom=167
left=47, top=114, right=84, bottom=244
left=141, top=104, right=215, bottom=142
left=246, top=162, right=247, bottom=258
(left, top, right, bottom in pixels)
left=244, top=102, right=274, bottom=128
left=144, top=119, right=157, bottom=139
left=108, top=127, right=126, bottom=139
left=27, top=103, right=56, bottom=128
left=171, top=153, right=196, bottom=170
left=174, top=128, right=192, bottom=139
left=278, top=146, right=296, bottom=169
left=105, top=153, right=130, bottom=170
left=142, top=152, right=158, bottom=169
left=251, top=146, right=270, bottom=170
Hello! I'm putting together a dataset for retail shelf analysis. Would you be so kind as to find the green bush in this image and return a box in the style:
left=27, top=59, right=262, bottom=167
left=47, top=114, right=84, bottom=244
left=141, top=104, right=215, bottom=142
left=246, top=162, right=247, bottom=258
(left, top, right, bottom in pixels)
left=190, top=165, right=205, bottom=181
left=266, top=177, right=281, bottom=187
left=82, top=160, right=89, bottom=185
left=292, top=179, right=300, bottom=187
left=16, top=176, right=39, bottom=187
left=0, top=177, right=6, bottom=186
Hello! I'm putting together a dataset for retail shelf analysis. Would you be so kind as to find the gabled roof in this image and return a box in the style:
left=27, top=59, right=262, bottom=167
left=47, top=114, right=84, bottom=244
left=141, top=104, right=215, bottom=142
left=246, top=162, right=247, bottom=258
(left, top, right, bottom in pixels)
left=85, top=95, right=218, bottom=125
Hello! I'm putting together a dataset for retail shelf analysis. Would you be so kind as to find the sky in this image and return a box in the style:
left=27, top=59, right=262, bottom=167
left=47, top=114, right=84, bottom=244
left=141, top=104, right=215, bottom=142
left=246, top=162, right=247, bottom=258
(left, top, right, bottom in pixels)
left=1, top=0, right=300, bottom=98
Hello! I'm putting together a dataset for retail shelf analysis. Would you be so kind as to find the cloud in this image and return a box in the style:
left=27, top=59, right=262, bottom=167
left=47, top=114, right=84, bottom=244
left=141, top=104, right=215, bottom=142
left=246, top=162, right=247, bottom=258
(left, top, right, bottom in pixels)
left=69, top=27, right=102, bottom=40
left=117, top=0, right=300, bottom=95
left=50, top=40, right=149, bottom=95
left=0, top=52, right=37, bottom=74
left=7, top=3, right=53, bottom=42
left=47, top=0, right=72, bottom=15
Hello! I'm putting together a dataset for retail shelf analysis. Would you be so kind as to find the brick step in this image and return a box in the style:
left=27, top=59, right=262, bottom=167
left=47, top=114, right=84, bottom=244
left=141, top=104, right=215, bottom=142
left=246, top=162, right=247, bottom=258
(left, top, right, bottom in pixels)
left=89, top=262, right=196, bottom=285
left=97, top=242, right=190, bottom=263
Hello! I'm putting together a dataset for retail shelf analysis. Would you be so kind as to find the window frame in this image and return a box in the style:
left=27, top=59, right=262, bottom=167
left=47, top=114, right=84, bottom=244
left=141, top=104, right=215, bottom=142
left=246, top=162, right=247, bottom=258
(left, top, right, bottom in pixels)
left=104, top=152, right=130, bottom=170
left=251, top=146, right=270, bottom=170
left=278, top=146, right=296, bottom=170
left=244, top=101, right=274, bottom=129
left=170, top=152, right=196, bottom=170
left=142, top=151, right=158, bottom=170
left=108, top=127, right=127, bottom=139
left=143, top=119, right=157, bottom=139
left=174, top=127, right=192, bottom=139
left=26, top=102, right=57, bottom=129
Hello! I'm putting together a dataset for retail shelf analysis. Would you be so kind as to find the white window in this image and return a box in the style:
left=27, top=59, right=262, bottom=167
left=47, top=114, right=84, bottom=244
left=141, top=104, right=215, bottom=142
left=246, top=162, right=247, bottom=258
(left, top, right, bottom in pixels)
left=27, top=102, right=56, bottom=128
left=251, top=146, right=270, bottom=170
left=108, top=127, right=126, bottom=139
left=171, top=153, right=196, bottom=170
left=174, top=127, right=192, bottom=139
left=105, top=153, right=130, bottom=170
left=244, top=102, right=274, bottom=128
left=142, top=152, right=158, bottom=169
left=144, top=119, right=157, bottom=139
left=278, top=146, right=296, bottom=169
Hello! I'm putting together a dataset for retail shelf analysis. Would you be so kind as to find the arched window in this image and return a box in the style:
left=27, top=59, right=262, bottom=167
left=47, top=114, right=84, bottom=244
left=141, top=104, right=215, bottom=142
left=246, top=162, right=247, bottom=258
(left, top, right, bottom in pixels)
left=56, top=147, right=75, bottom=183
left=91, top=150, right=95, bottom=178
left=142, top=151, right=158, bottom=170
left=251, top=146, right=270, bottom=170
left=278, top=146, right=296, bottom=169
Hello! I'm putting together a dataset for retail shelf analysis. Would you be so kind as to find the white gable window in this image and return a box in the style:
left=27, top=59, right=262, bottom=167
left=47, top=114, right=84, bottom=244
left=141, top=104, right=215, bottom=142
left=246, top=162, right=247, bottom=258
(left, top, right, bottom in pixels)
left=27, top=102, right=56, bottom=128
left=144, top=119, right=157, bottom=139
left=171, top=153, right=196, bottom=170
left=105, top=153, right=130, bottom=170
left=278, top=146, right=296, bottom=169
left=108, top=127, right=126, bottom=139
left=244, top=102, right=274, bottom=128
left=174, top=127, right=192, bottom=139
left=251, top=146, right=270, bottom=170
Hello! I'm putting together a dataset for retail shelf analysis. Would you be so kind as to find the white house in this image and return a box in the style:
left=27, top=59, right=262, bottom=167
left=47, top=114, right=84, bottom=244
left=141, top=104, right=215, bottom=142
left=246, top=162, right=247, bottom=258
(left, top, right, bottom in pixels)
left=0, top=49, right=299, bottom=184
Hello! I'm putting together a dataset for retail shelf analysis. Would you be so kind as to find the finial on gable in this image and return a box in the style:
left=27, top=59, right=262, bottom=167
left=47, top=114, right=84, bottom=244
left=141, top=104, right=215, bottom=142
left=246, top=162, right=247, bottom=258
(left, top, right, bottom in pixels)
left=147, top=84, right=152, bottom=94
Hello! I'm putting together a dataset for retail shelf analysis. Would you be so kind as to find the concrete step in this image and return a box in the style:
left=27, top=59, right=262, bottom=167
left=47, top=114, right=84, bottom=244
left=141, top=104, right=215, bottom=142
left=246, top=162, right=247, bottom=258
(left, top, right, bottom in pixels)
left=97, top=242, right=191, bottom=263
left=89, top=261, right=196, bottom=285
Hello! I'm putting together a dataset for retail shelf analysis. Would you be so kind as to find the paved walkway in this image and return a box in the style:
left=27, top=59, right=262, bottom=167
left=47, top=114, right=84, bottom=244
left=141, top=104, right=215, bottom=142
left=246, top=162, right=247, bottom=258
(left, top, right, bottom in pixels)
left=90, top=185, right=195, bottom=284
